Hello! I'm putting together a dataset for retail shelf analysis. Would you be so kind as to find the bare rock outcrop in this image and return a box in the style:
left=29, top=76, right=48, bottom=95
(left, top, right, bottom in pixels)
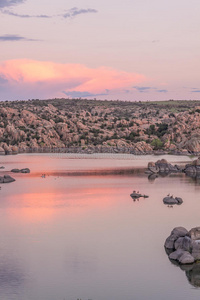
left=183, top=135, right=200, bottom=153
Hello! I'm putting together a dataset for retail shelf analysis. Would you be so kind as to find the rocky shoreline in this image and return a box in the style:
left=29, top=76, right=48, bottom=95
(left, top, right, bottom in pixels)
left=147, top=157, right=200, bottom=179
left=1, top=145, right=200, bottom=156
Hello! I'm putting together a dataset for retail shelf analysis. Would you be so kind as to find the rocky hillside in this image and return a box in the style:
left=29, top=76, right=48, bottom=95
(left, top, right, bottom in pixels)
left=0, top=98, right=200, bottom=155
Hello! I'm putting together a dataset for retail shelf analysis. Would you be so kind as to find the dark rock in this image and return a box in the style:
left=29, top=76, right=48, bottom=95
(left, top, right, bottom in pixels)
left=11, top=168, right=20, bottom=173
left=130, top=192, right=149, bottom=199
left=175, top=197, right=183, bottom=204
left=163, top=196, right=183, bottom=205
left=21, top=168, right=30, bottom=173
left=163, top=196, right=178, bottom=205
left=148, top=159, right=182, bottom=175
left=0, top=175, right=16, bottom=183
left=11, top=168, right=30, bottom=173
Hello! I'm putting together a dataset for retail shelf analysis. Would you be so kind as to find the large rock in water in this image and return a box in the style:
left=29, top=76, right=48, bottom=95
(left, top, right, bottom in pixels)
left=165, top=226, right=200, bottom=264
left=11, top=168, right=30, bottom=173
left=0, top=175, right=15, bottom=183
left=165, top=227, right=188, bottom=249
left=148, top=159, right=181, bottom=174
left=148, top=162, right=159, bottom=173
left=163, top=196, right=183, bottom=205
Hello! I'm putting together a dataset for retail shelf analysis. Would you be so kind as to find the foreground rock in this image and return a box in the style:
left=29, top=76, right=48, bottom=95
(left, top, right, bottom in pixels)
left=11, top=168, right=30, bottom=173
left=163, top=196, right=183, bottom=205
left=0, top=175, right=15, bottom=183
left=165, top=227, right=200, bottom=264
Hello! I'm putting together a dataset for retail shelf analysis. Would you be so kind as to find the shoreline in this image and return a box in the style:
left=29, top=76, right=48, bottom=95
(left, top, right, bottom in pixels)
left=1, top=146, right=199, bottom=157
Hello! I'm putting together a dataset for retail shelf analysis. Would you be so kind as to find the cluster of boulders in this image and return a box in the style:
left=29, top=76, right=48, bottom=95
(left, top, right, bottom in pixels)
left=163, top=195, right=183, bottom=205
left=148, top=157, right=200, bottom=179
left=0, top=175, right=15, bottom=183
left=165, top=227, right=200, bottom=264
left=11, top=168, right=30, bottom=173
left=184, top=157, right=200, bottom=178
left=148, top=159, right=182, bottom=174
left=0, top=145, right=18, bottom=155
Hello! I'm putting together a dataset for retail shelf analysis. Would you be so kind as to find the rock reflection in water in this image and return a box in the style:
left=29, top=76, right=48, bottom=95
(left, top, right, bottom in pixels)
left=185, top=263, right=200, bottom=288
left=147, top=171, right=200, bottom=186
left=166, top=248, right=200, bottom=288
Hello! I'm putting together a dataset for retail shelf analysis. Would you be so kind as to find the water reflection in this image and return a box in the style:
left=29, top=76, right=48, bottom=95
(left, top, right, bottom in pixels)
left=147, top=171, right=200, bottom=186
left=166, top=249, right=200, bottom=288
left=29, top=168, right=146, bottom=178
left=0, top=255, right=26, bottom=297
left=1, top=154, right=200, bottom=300
left=185, top=263, right=200, bottom=288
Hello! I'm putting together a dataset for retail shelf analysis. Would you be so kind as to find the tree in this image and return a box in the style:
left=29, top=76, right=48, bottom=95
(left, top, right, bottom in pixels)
left=151, top=138, right=164, bottom=150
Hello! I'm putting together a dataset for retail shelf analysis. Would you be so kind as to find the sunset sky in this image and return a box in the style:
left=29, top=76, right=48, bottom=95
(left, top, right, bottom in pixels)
left=1, top=0, right=200, bottom=101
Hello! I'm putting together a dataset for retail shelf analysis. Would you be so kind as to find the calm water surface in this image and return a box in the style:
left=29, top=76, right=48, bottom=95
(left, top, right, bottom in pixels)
left=0, top=153, right=200, bottom=300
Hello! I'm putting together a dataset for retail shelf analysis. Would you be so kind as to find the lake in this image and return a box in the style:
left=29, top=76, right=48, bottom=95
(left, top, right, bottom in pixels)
left=0, top=153, right=200, bottom=300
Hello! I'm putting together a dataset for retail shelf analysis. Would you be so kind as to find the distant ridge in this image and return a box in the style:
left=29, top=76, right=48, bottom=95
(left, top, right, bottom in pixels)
left=0, top=98, right=200, bottom=155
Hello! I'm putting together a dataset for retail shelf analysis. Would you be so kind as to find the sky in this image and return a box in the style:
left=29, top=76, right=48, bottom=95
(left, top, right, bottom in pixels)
left=0, top=0, right=200, bottom=101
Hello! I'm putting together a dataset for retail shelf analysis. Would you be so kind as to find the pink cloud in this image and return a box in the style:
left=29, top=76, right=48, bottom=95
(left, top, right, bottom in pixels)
left=0, top=59, right=146, bottom=99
